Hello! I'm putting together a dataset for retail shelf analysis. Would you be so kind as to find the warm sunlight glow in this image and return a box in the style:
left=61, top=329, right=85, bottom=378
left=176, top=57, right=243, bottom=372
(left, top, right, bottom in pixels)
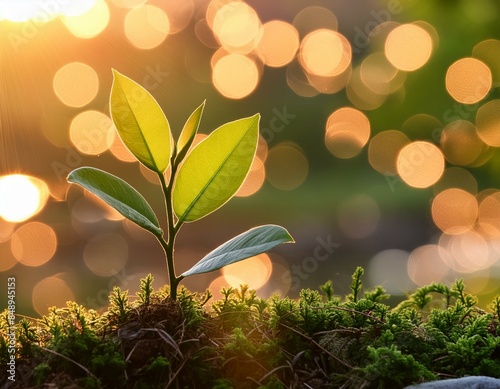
left=53, top=62, right=99, bottom=108
left=62, top=0, right=109, bottom=39
left=0, top=0, right=95, bottom=22
left=385, top=24, right=433, bottom=71
left=222, top=253, right=273, bottom=289
left=212, top=53, right=259, bottom=99
left=11, top=222, right=57, bottom=266
left=0, top=175, right=49, bottom=223
left=397, top=141, right=445, bottom=188
left=445, top=58, right=492, bottom=104
left=69, top=110, right=115, bottom=155
left=124, top=5, right=170, bottom=49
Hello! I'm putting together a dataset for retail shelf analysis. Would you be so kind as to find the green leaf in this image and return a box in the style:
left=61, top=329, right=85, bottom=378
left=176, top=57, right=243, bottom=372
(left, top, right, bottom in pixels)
left=175, top=101, right=205, bottom=164
left=181, top=225, right=294, bottom=277
left=67, top=167, right=162, bottom=237
left=173, top=113, right=260, bottom=223
left=110, top=69, right=172, bottom=173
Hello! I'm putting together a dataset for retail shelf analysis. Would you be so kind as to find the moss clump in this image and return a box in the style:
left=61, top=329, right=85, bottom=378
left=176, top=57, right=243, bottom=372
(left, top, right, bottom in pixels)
left=1, top=268, right=500, bottom=388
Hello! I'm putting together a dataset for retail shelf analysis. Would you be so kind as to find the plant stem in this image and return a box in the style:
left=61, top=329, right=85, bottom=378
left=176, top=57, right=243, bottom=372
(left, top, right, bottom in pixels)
left=157, top=160, right=182, bottom=300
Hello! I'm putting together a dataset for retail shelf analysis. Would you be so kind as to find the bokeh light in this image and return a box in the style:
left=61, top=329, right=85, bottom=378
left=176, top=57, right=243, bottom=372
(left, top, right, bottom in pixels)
left=257, top=21, right=299, bottom=68
left=124, top=5, right=170, bottom=50
left=445, top=58, right=492, bottom=104
left=338, top=194, right=380, bottom=239
left=475, top=99, right=500, bottom=147
left=32, top=276, right=75, bottom=316
left=472, top=39, right=500, bottom=84
left=441, top=231, right=492, bottom=273
left=53, top=62, right=99, bottom=108
left=0, top=175, right=49, bottom=223
left=84, top=233, right=128, bottom=276
left=265, top=142, right=308, bottom=190
left=62, top=0, right=110, bottom=39
left=407, top=245, right=451, bottom=286
left=368, top=130, right=410, bottom=175
left=293, top=6, right=338, bottom=37
left=11, top=222, right=57, bottom=267
left=300, top=29, right=351, bottom=77
left=431, top=188, right=478, bottom=234
left=478, top=190, right=500, bottom=232
left=433, top=167, right=478, bottom=196
left=397, top=141, right=445, bottom=188
left=69, top=110, right=115, bottom=155
left=212, top=1, right=261, bottom=53
left=212, top=53, right=259, bottom=99
left=360, top=53, right=405, bottom=95
left=440, top=120, right=485, bottom=166
left=222, top=253, right=272, bottom=289
left=385, top=23, right=433, bottom=71
left=325, top=107, right=370, bottom=158
left=346, top=67, right=388, bottom=110
left=402, top=113, right=442, bottom=141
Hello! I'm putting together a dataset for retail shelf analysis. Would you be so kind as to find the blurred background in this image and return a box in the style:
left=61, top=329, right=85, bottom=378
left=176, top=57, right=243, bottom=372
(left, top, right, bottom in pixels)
left=1, top=0, right=500, bottom=317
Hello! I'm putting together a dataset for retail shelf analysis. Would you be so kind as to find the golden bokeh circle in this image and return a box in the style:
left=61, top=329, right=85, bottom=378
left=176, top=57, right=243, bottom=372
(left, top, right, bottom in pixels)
left=385, top=24, right=433, bottom=71
left=53, top=62, right=99, bottom=108
left=368, top=130, right=410, bottom=175
left=476, top=99, right=500, bottom=147
left=431, top=188, right=478, bottom=234
left=124, top=5, right=170, bottom=49
left=257, top=21, right=299, bottom=68
left=69, top=110, right=115, bottom=155
left=325, top=107, right=370, bottom=158
left=212, top=53, right=259, bottom=99
left=11, top=222, right=57, bottom=267
left=397, top=141, right=445, bottom=188
left=445, top=58, right=492, bottom=104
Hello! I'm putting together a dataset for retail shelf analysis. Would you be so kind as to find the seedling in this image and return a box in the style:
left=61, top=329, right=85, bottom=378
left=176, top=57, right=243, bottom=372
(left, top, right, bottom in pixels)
left=67, top=70, right=294, bottom=300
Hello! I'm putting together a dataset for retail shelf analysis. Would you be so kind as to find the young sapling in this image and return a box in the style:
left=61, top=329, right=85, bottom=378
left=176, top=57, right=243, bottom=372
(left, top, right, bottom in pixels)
left=67, top=70, right=294, bottom=300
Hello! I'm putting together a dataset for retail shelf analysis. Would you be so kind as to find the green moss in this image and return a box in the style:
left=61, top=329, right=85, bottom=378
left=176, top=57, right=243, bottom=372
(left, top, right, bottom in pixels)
left=1, top=270, right=500, bottom=388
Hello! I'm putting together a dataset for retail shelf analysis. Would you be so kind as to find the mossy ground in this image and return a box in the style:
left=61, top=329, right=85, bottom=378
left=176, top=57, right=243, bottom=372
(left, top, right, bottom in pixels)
left=2, top=267, right=500, bottom=388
